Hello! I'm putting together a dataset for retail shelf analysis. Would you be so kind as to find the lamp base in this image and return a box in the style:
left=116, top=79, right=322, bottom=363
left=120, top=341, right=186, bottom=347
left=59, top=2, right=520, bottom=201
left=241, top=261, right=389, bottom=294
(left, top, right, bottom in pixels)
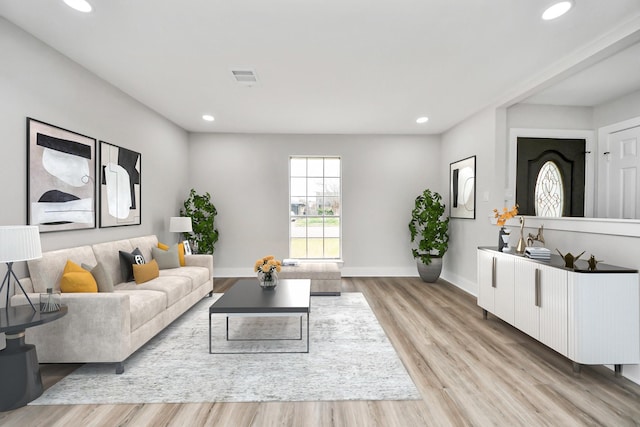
left=0, top=334, right=43, bottom=411
left=0, top=262, right=36, bottom=311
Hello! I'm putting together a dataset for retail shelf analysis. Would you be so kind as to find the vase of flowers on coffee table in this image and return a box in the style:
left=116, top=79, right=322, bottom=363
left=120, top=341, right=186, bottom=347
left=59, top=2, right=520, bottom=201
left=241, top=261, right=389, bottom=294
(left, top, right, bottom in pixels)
left=254, top=255, right=282, bottom=289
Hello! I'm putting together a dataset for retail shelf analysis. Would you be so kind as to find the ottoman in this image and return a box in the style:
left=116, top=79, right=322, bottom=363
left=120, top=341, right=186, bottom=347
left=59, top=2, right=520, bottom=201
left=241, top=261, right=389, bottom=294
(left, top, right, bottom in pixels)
left=278, top=263, right=341, bottom=296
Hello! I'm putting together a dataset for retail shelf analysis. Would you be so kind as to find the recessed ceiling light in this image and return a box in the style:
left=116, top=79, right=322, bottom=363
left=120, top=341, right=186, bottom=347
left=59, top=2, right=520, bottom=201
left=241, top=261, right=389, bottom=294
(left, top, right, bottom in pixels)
left=202, top=114, right=215, bottom=122
left=63, top=0, right=92, bottom=13
left=416, top=116, right=429, bottom=124
left=542, top=1, right=573, bottom=20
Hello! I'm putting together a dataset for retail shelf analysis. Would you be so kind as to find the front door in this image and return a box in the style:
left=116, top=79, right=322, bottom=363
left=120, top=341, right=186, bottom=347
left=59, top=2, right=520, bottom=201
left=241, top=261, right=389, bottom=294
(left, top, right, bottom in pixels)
left=516, top=137, right=585, bottom=217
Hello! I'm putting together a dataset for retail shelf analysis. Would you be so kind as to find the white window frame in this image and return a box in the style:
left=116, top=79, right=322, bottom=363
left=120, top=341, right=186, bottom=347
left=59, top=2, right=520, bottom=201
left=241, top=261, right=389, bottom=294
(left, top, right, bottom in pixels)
left=288, top=156, right=342, bottom=260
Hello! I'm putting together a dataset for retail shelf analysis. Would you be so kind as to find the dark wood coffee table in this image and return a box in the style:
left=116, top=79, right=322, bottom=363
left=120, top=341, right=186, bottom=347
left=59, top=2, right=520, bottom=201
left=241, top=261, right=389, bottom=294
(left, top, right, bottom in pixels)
left=209, top=278, right=311, bottom=354
left=0, top=305, right=68, bottom=411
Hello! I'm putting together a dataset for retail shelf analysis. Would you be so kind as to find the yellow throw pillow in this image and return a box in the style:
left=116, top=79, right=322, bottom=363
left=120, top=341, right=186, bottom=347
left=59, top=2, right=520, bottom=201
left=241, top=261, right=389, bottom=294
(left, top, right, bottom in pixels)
left=178, top=242, right=186, bottom=266
left=159, top=242, right=185, bottom=266
left=133, top=259, right=160, bottom=284
left=60, top=260, right=98, bottom=293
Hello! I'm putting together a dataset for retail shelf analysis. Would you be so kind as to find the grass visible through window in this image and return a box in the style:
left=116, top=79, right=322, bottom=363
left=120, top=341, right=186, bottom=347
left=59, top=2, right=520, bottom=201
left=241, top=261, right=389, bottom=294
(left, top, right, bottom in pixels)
left=290, top=238, right=340, bottom=258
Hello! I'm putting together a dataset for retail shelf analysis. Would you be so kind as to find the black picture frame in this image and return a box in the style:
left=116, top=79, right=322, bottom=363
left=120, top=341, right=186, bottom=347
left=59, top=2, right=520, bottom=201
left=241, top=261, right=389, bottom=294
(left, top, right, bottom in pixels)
left=99, top=141, right=142, bottom=228
left=27, top=118, right=97, bottom=232
left=449, top=155, right=476, bottom=219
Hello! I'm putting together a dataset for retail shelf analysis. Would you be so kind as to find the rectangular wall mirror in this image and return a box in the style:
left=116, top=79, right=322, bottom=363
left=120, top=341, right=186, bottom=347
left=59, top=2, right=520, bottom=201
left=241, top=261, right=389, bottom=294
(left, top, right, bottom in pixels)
left=506, top=38, right=640, bottom=220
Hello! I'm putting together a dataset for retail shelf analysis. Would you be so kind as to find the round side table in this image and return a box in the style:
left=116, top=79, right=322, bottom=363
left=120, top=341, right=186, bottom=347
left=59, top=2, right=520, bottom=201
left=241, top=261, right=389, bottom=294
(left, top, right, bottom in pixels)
left=0, top=305, right=67, bottom=411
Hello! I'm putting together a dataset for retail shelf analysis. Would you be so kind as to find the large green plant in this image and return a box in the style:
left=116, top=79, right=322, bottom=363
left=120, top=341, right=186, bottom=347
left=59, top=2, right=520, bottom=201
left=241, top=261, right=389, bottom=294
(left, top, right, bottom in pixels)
left=180, top=189, right=219, bottom=254
left=408, top=189, right=449, bottom=265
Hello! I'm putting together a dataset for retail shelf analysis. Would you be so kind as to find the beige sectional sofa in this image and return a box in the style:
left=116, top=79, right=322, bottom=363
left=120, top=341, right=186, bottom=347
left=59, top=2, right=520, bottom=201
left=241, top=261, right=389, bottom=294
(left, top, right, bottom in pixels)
left=12, top=235, right=213, bottom=374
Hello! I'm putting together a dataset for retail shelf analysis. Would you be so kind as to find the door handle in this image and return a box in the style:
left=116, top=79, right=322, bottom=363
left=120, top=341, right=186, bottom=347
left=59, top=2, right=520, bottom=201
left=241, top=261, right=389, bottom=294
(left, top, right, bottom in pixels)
left=535, top=268, right=541, bottom=307
left=492, top=257, right=497, bottom=288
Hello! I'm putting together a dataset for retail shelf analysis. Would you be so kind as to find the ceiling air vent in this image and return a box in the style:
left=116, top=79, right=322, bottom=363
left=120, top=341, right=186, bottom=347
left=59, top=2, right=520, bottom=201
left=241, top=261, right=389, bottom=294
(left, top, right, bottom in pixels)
left=231, top=69, right=258, bottom=85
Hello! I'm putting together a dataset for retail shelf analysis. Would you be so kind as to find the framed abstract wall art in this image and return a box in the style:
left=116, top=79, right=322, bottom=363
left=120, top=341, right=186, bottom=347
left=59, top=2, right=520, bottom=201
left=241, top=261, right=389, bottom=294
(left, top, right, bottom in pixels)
left=27, top=118, right=97, bottom=232
left=449, top=155, right=476, bottom=219
left=99, top=141, right=142, bottom=227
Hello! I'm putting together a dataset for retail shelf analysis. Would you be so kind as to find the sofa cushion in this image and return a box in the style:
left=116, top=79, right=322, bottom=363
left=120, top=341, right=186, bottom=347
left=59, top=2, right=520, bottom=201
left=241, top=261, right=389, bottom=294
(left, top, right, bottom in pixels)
left=159, top=266, right=209, bottom=291
left=128, top=235, right=159, bottom=265
left=116, top=275, right=192, bottom=307
left=133, top=259, right=160, bottom=284
left=116, top=289, right=167, bottom=332
left=152, top=245, right=181, bottom=269
left=119, top=248, right=146, bottom=282
left=82, top=262, right=114, bottom=292
left=92, top=239, right=134, bottom=284
left=60, top=260, right=98, bottom=293
left=27, top=246, right=97, bottom=293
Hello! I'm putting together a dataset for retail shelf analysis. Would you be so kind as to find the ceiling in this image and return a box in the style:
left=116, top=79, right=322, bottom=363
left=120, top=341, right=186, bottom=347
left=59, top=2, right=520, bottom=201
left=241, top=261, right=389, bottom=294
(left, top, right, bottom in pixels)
left=523, top=38, right=640, bottom=106
left=2, top=0, right=640, bottom=134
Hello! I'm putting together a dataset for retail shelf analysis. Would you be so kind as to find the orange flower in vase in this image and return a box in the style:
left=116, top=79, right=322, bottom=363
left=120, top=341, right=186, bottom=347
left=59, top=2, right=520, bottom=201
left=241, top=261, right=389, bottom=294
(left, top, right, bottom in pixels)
left=493, top=205, right=518, bottom=252
left=493, top=204, right=518, bottom=226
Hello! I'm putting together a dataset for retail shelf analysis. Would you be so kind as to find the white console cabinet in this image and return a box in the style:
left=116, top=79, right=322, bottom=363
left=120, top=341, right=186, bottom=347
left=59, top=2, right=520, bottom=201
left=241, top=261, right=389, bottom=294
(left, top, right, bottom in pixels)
left=513, top=258, right=568, bottom=356
left=477, top=247, right=639, bottom=375
left=477, top=250, right=515, bottom=325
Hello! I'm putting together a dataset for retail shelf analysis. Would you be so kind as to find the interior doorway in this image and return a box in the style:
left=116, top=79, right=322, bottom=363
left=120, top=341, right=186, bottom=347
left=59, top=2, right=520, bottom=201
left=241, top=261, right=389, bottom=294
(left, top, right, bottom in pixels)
left=600, top=125, right=640, bottom=219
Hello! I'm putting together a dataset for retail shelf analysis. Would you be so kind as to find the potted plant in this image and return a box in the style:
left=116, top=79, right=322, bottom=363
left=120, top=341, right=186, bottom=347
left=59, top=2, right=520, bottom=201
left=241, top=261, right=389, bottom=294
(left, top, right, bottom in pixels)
left=408, top=189, right=449, bottom=282
left=180, top=189, right=219, bottom=254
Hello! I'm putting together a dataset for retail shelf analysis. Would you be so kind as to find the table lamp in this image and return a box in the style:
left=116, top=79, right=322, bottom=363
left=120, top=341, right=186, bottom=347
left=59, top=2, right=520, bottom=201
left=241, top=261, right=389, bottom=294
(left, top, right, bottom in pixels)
left=169, top=217, right=192, bottom=243
left=0, top=225, right=42, bottom=310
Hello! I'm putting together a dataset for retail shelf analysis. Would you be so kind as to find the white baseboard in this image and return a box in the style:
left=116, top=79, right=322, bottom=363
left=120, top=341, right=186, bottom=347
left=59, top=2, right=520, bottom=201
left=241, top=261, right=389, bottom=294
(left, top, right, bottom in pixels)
left=441, top=271, right=477, bottom=297
left=340, top=267, right=418, bottom=277
left=214, top=268, right=255, bottom=278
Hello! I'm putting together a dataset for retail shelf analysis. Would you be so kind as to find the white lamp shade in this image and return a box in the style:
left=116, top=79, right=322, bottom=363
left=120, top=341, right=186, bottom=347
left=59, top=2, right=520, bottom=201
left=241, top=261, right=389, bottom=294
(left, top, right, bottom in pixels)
left=169, top=217, right=193, bottom=233
left=0, top=225, right=43, bottom=263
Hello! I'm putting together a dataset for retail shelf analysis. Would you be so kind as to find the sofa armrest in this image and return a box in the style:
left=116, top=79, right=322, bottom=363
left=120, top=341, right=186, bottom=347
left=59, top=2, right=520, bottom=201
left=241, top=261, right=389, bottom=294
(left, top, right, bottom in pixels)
left=185, top=254, right=213, bottom=278
left=15, top=292, right=132, bottom=363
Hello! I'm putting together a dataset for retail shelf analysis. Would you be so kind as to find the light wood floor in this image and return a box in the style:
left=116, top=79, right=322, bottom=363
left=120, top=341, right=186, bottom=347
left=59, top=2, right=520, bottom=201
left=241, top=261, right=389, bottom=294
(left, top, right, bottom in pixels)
left=2, top=277, right=640, bottom=426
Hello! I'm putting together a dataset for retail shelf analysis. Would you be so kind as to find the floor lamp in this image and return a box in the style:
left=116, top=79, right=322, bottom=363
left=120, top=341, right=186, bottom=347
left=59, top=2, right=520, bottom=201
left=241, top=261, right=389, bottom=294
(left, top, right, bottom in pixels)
left=0, top=226, right=42, bottom=311
left=169, top=216, right=193, bottom=244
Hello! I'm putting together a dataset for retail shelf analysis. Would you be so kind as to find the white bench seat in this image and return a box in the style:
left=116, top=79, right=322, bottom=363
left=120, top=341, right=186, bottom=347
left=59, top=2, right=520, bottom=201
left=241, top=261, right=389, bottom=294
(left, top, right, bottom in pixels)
left=278, top=263, right=341, bottom=295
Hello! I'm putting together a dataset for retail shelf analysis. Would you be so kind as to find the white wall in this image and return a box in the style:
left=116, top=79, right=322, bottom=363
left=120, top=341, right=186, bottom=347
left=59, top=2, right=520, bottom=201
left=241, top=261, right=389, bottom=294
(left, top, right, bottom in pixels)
left=188, top=133, right=441, bottom=277
left=594, top=89, right=640, bottom=128
left=507, top=90, right=640, bottom=132
left=0, top=18, right=191, bottom=303
left=507, top=104, right=593, bottom=130
left=439, top=108, right=504, bottom=294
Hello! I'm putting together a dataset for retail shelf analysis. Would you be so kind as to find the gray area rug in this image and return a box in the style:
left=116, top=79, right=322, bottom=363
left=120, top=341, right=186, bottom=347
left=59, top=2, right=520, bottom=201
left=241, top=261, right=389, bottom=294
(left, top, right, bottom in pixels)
left=31, top=293, right=420, bottom=404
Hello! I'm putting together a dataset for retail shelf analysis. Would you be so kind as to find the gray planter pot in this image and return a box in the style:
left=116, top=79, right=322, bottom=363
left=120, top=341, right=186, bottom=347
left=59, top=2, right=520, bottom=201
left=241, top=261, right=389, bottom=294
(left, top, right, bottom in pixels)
left=416, top=257, right=443, bottom=283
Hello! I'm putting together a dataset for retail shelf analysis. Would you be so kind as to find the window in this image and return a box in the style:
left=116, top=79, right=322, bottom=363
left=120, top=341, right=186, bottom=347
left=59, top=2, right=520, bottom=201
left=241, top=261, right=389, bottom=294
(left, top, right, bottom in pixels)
left=289, top=156, right=341, bottom=259
left=534, top=160, right=564, bottom=217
